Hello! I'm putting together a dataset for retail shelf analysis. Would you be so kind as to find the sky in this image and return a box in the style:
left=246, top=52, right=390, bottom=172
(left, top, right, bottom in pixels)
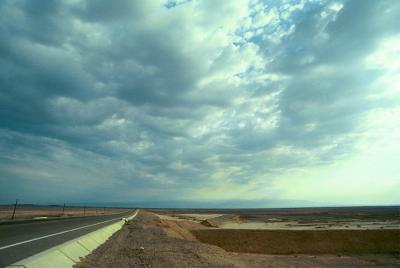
left=0, top=0, right=399, bottom=207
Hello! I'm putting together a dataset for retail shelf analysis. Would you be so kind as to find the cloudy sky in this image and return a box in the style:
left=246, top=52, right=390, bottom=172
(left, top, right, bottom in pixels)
left=0, top=0, right=399, bottom=206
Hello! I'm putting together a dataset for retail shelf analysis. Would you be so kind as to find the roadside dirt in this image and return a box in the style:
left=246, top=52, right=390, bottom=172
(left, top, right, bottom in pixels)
left=76, top=211, right=400, bottom=268
left=193, top=229, right=400, bottom=254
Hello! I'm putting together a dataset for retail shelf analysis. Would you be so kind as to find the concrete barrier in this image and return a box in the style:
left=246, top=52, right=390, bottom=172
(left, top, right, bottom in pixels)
left=7, top=210, right=139, bottom=268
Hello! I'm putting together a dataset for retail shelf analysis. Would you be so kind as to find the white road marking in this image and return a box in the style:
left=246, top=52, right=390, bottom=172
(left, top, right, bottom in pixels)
left=0, top=211, right=137, bottom=251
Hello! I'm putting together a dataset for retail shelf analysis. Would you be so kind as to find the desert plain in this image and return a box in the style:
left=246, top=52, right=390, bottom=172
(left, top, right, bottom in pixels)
left=77, top=206, right=400, bottom=267
left=0, top=204, right=130, bottom=221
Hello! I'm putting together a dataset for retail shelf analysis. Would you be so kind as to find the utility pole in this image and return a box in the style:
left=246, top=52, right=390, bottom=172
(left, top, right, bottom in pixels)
left=11, top=199, right=18, bottom=220
left=62, top=203, right=66, bottom=216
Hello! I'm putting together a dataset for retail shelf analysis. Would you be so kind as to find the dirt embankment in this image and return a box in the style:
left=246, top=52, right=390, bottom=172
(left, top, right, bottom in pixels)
left=76, top=211, right=247, bottom=268
left=76, top=211, right=400, bottom=268
left=192, top=229, right=400, bottom=255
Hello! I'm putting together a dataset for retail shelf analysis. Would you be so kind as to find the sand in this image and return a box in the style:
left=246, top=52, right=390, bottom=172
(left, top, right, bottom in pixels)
left=219, top=220, right=399, bottom=230
left=192, top=229, right=400, bottom=254
left=76, top=210, right=400, bottom=268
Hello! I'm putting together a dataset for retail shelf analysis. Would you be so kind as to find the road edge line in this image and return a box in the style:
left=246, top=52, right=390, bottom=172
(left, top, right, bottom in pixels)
left=6, top=210, right=139, bottom=268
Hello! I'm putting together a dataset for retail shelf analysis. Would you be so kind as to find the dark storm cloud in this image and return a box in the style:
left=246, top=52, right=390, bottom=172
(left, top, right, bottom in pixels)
left=0, top=0, right=398, bottom=203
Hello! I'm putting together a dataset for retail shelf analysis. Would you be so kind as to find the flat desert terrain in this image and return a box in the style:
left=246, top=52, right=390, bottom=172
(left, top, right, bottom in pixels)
left=77, top=206, right=400, bottom=268
left=0, top=205, right=130, bottom=221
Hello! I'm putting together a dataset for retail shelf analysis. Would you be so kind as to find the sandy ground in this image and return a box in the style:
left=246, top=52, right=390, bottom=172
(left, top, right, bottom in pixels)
left=218, top=219, right=399, bottom=230
left=158, top=213, right=223, bottom=222
left=0, top=206, right=129, bottom=221
left=156, top=210, right=400, bottom=230
left=76, top=211, right=400, bottom=268
left=193, top=229, right=400, bottom=254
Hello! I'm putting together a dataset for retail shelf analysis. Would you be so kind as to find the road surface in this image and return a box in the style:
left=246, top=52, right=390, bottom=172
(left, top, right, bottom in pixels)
left=0, top=210, right=135, bottom=267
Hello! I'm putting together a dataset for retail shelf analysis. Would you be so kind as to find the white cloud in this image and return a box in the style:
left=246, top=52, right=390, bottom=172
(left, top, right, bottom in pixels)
left=0, top=0, right=399, bottom=205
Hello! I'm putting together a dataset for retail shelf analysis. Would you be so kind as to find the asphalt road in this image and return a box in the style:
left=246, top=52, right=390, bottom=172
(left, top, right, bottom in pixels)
left=0, top=210, right=135, bottom=267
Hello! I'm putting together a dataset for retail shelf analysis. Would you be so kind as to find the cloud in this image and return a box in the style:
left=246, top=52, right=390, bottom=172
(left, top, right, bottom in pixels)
left=0, top=0, right=399, bottom=205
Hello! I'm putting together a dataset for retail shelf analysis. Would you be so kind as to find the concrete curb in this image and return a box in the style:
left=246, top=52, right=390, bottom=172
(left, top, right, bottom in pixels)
left=6, top=210, right=139, bottom=268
